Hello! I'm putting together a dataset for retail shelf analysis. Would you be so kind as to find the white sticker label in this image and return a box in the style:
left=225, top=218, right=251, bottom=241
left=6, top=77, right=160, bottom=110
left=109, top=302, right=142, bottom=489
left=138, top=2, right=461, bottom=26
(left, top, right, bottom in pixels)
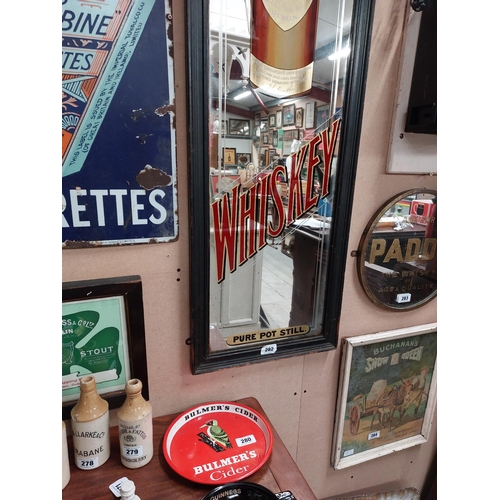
left=109, top=477, right=129, bottom=498
left=261, top=344, right=277, bottom=355
left=396, top=293, right=411, bottom=303
left=123, top=445, right=144, bottom=457
left=368, top=430, right=380, bottom=440
left=77, top=456, right=99, bottom=469
left=343, top=448, right=354, bottom=457
left=235, top=434, right=257, bottom=447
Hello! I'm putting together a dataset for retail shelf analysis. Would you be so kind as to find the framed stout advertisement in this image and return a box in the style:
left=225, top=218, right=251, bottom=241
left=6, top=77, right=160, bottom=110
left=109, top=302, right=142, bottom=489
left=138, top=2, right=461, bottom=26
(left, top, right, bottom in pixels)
left=332, top=324, right=437, bottom=469
left=62, top=276, right=149, bottom=419
left=186, top=0, right=375, bottom=373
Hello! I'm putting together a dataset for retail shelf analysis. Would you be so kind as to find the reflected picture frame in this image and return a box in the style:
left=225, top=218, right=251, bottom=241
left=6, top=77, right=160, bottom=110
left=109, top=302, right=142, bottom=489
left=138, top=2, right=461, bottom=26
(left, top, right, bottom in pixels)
left=295, top=107, right=303, bottom=128
left=282, top=103, right=295, bottom=126
left=228, top=119, right=250, bottom=136
left=276, top=109, right=282, bottom=128
left=62, top=275, right=149, bottom=420
left=305, top=101, right=315, bottom=129
left=186, top=0, right=376, bottom=374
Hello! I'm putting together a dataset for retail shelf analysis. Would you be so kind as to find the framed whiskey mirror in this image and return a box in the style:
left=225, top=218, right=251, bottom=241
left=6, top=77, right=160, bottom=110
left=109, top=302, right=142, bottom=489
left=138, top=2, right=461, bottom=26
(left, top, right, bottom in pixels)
left=187, top=0, right=376, bottom=373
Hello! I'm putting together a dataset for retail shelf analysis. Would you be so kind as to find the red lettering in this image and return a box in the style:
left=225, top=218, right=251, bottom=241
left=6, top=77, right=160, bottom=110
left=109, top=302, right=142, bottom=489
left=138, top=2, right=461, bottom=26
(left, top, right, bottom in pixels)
left=257, top=174, right=270, bottom=250
left=320, top=119, right=340, bottom=197
left=286, top=147, right=307, bottom=225
left=268, top=166, right=286, bottom=238
left=238, top=183, right=259, bottom=265
left=211, top=184, right=240, bottom=283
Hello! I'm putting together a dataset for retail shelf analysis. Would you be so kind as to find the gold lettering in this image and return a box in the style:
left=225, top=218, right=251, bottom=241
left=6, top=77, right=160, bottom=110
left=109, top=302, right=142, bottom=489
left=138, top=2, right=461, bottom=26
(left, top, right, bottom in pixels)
left=383, top=239, right=403, bottom=263
left=369, top=239, right=386, bottom=263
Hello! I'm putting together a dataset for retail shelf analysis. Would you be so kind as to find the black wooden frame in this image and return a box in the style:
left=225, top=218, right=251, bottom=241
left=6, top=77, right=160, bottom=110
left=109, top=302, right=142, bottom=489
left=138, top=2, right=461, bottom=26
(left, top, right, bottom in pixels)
left=186, top=0, right=376, bottom=374
left=62, top=275, right=149, bottom=419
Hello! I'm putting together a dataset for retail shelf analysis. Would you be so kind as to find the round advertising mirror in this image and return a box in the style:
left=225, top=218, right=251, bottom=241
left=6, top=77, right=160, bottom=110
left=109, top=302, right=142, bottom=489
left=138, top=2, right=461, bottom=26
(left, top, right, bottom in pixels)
left=357, top=189, right=437, bottom=311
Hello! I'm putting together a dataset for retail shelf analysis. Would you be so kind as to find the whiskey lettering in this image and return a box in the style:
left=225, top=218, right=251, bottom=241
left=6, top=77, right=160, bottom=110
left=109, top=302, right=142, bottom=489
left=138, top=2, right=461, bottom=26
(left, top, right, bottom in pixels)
left=212, top=120, right=339, bottom=283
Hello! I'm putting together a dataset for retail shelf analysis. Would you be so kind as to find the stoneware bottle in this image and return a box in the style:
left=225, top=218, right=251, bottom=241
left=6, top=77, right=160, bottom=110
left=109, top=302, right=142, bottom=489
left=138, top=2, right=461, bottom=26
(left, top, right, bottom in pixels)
left=62, top=421, right=70, bottom=489
left=117, top=378, right=153, bottom=468
left=70, top=375, right=110, bottom=470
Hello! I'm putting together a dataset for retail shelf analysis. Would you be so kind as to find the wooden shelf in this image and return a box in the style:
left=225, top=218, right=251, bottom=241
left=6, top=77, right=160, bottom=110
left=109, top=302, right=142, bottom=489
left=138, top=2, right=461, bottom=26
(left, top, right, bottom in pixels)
left=63, top=397, right=317, bottom=500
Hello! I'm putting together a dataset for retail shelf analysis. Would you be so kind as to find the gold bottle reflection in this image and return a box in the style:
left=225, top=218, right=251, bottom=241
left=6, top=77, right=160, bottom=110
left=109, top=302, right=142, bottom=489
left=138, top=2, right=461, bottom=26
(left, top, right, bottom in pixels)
left=250, top=0, right=319, bottom=98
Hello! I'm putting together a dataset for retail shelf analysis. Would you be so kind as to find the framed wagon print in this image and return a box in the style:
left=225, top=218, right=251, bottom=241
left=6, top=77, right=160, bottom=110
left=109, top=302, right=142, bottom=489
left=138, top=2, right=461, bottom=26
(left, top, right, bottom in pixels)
left=62, top=275, right=149, bottom=420
left=186, top=0, right=375, bottom=373
left=331, top=323, right=437, bottom=469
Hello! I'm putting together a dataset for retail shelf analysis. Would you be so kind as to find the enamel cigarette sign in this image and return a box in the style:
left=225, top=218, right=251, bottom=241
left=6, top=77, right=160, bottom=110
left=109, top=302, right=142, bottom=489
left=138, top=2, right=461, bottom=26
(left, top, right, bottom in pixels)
left=62, top=0, right=177, bottom=247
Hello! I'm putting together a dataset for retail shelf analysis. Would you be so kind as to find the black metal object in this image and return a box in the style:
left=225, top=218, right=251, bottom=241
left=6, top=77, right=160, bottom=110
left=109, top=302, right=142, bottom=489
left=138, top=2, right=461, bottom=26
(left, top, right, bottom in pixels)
left=410, top=0, right=426, bottom=12
left=405, top=0, right=437, bottom=134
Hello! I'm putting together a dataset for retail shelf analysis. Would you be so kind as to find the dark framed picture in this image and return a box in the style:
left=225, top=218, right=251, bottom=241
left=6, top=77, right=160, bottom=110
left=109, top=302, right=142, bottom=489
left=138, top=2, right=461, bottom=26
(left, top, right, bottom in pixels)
left=254, top=113, right=260, bottom=127
left=62, top=276, right=148, bottom=420
left=228, top=119, right=250, bottom=136
left=262, top=133, right=269, bottom=145
left=282, top=103, right=295, bottom=126
left=332, top=324, right=437, bottom=469
left=295, top=107, right=303, bottom=128
left=269, top=114, right=276, bottom=128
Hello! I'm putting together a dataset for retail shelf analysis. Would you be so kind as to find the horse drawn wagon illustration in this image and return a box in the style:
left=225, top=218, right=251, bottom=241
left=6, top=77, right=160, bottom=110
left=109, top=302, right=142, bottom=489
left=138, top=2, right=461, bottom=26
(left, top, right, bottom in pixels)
left=347, top=377, right=414, bottom=435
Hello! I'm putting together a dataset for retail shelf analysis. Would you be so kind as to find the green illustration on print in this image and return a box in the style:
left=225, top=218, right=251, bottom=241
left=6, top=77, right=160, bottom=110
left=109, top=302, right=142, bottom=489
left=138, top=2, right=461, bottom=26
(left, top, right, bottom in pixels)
left=62, top=310, right=122, bottom=379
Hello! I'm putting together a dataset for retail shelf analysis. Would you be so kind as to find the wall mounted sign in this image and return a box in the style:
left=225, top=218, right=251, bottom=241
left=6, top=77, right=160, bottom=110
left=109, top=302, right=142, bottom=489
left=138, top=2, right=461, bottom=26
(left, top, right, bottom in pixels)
left=331, top=323, right=437, bottom=469
left=62, top=0, right=177, bottom=247
left=356, top=189, right=437, bottom=311
left=62, top=276, right=149, bottom=420
left=186, top=0, right=375, bottom=373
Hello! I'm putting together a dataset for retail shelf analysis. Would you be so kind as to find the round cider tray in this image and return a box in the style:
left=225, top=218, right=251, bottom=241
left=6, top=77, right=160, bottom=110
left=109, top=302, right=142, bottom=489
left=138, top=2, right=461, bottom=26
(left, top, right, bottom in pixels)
left=163, top=401, right=273, bottom=485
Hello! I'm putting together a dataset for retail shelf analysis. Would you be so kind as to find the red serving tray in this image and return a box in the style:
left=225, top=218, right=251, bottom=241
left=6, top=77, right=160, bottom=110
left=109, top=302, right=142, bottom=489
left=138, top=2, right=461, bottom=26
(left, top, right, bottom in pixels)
left=163, top=401, right=273, bottom=485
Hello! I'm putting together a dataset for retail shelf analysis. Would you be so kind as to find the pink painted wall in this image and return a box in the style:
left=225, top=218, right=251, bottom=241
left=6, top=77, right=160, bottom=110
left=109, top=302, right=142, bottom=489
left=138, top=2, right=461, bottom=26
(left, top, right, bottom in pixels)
left=62, top=1, right=437, bottom=498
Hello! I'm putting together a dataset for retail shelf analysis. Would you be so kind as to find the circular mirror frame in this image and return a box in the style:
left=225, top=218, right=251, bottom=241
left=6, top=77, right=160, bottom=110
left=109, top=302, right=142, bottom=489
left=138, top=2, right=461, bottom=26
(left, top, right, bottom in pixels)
left=356, top=188, right=437, bottom=311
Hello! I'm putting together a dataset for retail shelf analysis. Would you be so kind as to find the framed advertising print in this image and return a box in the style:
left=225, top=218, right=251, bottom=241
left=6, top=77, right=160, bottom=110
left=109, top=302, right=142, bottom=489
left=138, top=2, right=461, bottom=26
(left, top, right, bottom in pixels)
left=331, top=324, right=437, bottom=469
left=62, top=276, right=149, bottom=420
left=62, top=0, right=177, bottom=248
left=186, top=0, right=375, bottom=373
left=269, top=114, right=276, bottom=128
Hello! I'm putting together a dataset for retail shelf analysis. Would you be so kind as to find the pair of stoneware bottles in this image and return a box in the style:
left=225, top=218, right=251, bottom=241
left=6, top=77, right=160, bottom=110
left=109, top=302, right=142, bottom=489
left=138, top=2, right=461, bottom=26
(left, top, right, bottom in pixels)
left=69, top=375, right=153, bottom=472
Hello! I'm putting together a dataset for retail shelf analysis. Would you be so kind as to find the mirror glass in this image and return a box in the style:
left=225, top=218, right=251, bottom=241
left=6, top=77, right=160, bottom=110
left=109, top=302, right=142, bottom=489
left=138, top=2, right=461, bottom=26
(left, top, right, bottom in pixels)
left=357, top=189, right=437, bottom=311
left=208, top=0, right=351, bottom=350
